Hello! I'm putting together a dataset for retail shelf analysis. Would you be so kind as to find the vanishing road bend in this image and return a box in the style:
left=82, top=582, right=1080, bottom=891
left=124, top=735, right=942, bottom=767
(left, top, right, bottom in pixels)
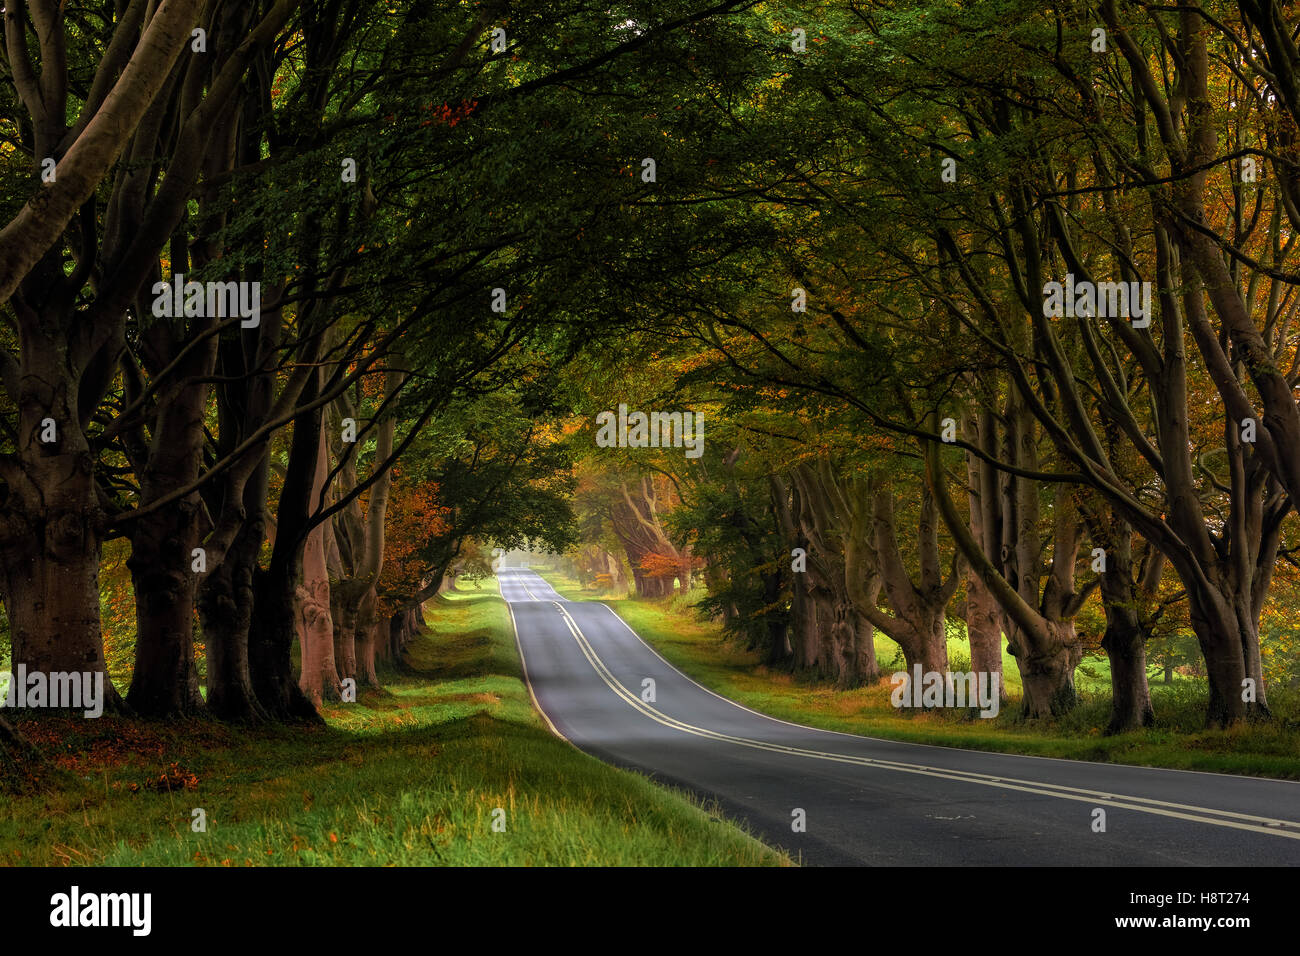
left=498, top=568, right=1300, bottom=866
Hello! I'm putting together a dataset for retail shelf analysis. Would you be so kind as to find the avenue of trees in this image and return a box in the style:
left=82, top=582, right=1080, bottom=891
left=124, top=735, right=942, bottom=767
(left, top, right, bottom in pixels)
left=0, top=0, right=755, bottom=742
left=561, top=0, right=1300, bottom=733
left=4, top=0, right=1300, bottom=778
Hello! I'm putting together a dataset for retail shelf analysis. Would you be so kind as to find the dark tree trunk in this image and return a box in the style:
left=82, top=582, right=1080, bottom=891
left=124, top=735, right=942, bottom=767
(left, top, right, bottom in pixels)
left=2, top=540, right=117, bottom=709
left=633, top=573, right=672, bottom=599
left=249, top=566, right=320, bottom=722
left=199, top=499, right=269, bottom=723
left=126, top=504, right=205, bottom=717
left=0, top=469, right=124, bottom=716
left=790, top=534, right=817, bottom=671
left=126, top=489, right=205, bottom=717
left=1188, top=590, right=1251, bottom=728
left=761, top=567, right=789, bottom=667
left=125, top=73, right=235, bottom=718
left=926, top=409, right=1082, bottom=720
left=1103, top=614, right=1154, bottom=733
left=965, top=572, right=1005, bottom=693
left=866, top=483, right=956, bottom=689
left=198, top=292, right=280, bottom=723
left=1089, top=516, right=1156, bottom=733
left=0, top=358, right=123, bottom=715
left=249, top=378, right=324, bottom=723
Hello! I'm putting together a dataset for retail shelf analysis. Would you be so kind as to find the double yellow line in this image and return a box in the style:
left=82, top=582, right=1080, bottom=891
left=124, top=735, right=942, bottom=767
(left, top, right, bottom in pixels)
left=543, top=597, right=1300, bottom=842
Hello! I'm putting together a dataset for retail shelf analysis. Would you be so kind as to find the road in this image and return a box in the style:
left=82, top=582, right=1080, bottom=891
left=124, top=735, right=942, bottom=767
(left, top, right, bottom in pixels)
left=498, top=568, right=1300, bottom=865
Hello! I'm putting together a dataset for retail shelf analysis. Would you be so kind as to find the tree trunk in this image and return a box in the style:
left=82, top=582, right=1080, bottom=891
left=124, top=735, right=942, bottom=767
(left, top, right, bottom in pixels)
left=1103, top=614, right=1154, bottom=733
left=249, top=567, right=320, bottom=722
left=1087, top=512, right=1156, bottom=733
left=249, top=378, right=324, bottom=724
left=791, top=553, right=818, bottom=671
left=1187, top=589, right=1251, bottom=728
left=126, top=362, right=212, bottom=717
left=126, top=498, right=206, bottom=717
left=0, top=432, right=123, bottom=715
left=611, top=476, right=688, bottom=600
left=331, top=582, right=359, bottom=683
left=762, top=565, right=790, bottom=667
left=198, top=301, right=280, bottom=723
left=198, top=489, right=269, bottom=723
left=296, top=418, right=340, bottom=708
left=850, top=600, right=880, bottom=684
left=2, top=543, right=116, bottom=711
left=963, top=408, right=1005, bottom=693
left=965, top=571, right=1004, bottom=692
left=926, top=411, right=1081, bottom=718
left=356, top=587, right=381, bottom=687
left=1015, top=627, right=1081, bottom=718
left=604, top=550, right=629, bottom=594
left=325, top=364, right=401, bottom=690
left=789, top=463, right=886, bottom=688
left=677, top=544, right=693, bottom=595
left=865, top=482, right=955, bottom=683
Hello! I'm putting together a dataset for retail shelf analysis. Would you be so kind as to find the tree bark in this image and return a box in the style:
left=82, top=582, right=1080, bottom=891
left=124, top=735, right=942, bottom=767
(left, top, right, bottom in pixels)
left=925, top=408, right=1083, bottom=719
left=126, top=495, right=206, bottom=717
left=296, top=417, right=340, bottom=707
left=198, top=465, right=270, bottom=723
left=125, top=341, right=213, bottom=717
left=331, top=581, right=360, bottom=683
left=356, top=586, right=381, bottom=687
left=0, top=370, right=123, bottom=713
left=857, top=481, right=957, bottom=682
left=249, top=373, right=324, bottom=723
left=963, top=407, right=1005, bottom=692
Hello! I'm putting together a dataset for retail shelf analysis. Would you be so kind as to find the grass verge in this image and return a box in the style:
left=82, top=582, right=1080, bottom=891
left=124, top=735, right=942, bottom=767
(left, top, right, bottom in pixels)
left=539, top=571, right=1300, bottom=781
left=0, top=587, right=788, bottom=866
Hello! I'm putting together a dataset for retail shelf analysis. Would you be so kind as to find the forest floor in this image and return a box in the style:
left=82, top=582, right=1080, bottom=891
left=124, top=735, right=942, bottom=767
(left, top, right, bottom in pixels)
left=539, top=571, right=1300, bottom=781
left=0, top=588, right=787, bottom=866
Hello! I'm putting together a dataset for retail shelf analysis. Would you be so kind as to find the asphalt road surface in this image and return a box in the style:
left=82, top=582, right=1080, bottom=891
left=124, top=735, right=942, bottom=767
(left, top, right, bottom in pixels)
left=498, top=568, right=1300, bottom=865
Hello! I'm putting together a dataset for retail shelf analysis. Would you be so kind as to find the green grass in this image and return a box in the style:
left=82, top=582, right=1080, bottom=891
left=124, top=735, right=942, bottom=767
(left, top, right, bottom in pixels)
left=541, top=570, right=1300, bottom=781
left=0, top=587, right=788, bottom=866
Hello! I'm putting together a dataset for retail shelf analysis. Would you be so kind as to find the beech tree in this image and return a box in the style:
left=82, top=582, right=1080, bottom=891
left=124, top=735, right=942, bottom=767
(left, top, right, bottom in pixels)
left=0, top=0, right=297, bottom=714
left=650, top=0, right=1294, bottom=727
left=1, top=0, right=769, bottom=723
left=7, top=0, right=1300, bottom=753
